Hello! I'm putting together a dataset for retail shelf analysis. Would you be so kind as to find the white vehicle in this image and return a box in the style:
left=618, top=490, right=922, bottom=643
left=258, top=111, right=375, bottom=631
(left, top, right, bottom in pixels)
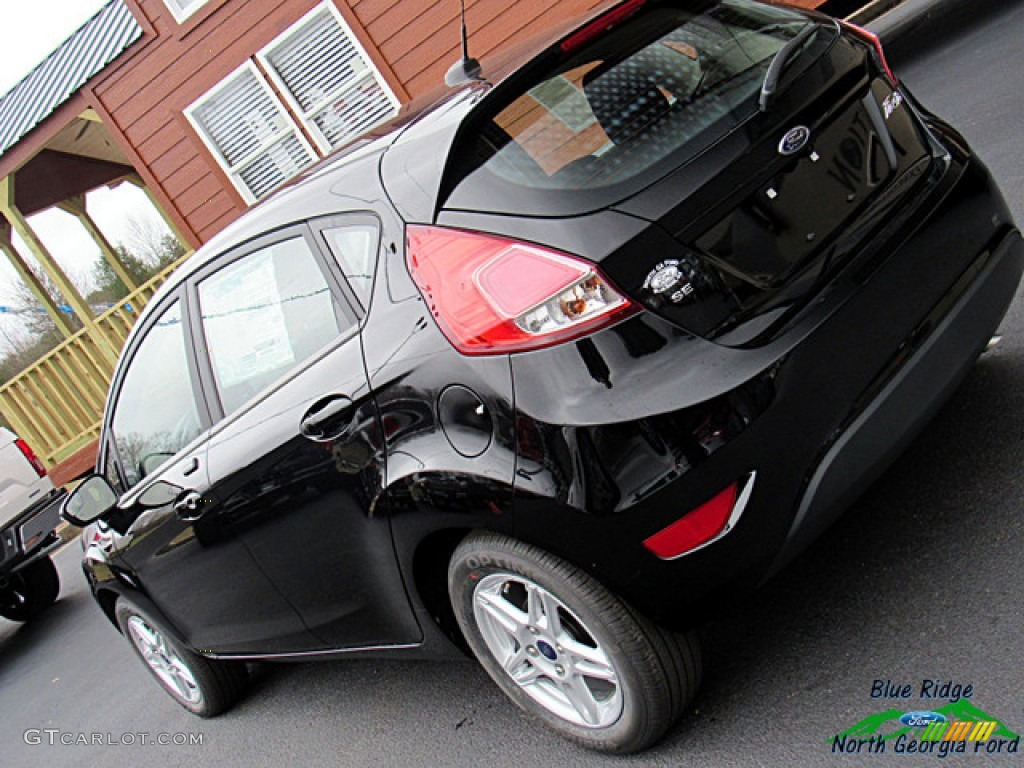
left=0, top=428, right=64, bottom=621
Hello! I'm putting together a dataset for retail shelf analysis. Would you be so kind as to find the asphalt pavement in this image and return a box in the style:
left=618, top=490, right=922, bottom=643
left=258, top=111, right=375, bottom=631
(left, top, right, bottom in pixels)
left=868, top=0, right=1024, bottom=58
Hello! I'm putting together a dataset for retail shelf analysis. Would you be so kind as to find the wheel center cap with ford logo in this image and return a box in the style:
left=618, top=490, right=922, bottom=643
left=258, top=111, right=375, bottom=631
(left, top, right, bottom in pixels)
left=779, top=125, right=811, bottom=155
left=536, top=640, right=558, bottom=660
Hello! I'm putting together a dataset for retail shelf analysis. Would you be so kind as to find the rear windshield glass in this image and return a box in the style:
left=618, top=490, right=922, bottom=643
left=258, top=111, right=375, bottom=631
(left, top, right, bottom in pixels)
left=444, top=0, right=831, bottom=215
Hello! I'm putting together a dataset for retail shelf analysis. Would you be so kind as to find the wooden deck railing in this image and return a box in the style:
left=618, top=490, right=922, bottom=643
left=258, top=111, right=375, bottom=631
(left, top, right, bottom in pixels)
left=0, top=255, right=190, bottom=466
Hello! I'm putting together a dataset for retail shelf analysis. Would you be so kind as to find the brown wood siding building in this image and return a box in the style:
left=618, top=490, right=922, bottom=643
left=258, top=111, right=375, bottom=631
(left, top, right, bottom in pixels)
left=80, top=0, right=828, bottom=249
left=0, top=0, right=828, bottom=474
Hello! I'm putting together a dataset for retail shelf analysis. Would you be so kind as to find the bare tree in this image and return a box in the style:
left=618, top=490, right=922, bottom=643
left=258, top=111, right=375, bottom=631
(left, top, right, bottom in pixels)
left=0, top=220, right=184, bottom=382
left=120, top=214, right=183, bottom=268
left=8, top=262, right=85, bottom=336
left=0, top=261, right=85, bottom=383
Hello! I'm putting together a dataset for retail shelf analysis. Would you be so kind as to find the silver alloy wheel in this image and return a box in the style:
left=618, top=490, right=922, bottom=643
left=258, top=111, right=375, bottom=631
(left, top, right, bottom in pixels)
left=126, top=615, right=202, bottom=706
left=472, top=572, right=623, bottom=728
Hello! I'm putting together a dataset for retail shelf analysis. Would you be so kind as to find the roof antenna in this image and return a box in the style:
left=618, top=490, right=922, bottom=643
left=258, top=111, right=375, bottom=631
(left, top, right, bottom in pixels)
left=445, top=0, right=483, bottom=86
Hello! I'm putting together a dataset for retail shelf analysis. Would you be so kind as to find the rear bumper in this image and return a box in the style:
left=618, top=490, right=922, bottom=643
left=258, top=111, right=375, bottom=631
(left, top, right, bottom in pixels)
left=771, top=226, right=1024, bottom=573
left=0, top=488, right=66, bottom=573
left=509, top=145, right=1023, bottom=628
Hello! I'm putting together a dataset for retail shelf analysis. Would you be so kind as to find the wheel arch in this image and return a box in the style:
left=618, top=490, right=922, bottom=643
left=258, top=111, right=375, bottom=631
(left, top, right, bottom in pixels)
left=410, top=527, right=473, bottom=654
left=95, top=587, right=121, bottom=631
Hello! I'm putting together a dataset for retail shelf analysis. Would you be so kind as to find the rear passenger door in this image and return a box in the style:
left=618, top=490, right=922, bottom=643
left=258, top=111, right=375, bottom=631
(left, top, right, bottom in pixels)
left=195, top=220, right=421, bottom=650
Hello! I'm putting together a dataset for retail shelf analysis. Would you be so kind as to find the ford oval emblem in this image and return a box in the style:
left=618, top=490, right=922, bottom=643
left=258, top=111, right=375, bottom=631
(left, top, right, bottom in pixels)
left=779, top=125, right=811, bottom=155
left=899, top=711, right=948, bottom=728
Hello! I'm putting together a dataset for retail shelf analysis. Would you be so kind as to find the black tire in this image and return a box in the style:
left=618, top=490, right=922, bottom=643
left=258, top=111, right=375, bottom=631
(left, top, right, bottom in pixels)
left=114, top=599, right=248, bottom=717
left=448, top=532, right=701, bottom=753
left=0, top=555, right=60, bottom=622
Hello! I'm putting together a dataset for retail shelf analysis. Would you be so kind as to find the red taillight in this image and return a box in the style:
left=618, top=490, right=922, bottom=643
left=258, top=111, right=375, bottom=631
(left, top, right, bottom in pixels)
left=406, top=225, right=638, bottom=355
left=560, top=0, right=646, bottom=55
left=643, top=483, right=738, bottom=560
left=15, top=438, right=47, bottom=478
left=842, top=21, right=898, bottom=86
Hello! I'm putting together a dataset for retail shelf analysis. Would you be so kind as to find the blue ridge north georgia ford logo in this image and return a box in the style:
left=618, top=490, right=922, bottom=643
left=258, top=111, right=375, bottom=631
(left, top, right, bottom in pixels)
left=642, top=260, right=695, bottom=304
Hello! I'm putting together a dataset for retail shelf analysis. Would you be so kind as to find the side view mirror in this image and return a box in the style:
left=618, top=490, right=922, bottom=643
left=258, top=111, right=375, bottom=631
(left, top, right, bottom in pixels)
left=62, top=475, right=117, bottom=526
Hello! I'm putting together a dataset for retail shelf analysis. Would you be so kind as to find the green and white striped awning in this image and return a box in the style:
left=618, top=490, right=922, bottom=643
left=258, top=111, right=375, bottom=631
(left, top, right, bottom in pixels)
left=0, top=0, right=142, bottom=159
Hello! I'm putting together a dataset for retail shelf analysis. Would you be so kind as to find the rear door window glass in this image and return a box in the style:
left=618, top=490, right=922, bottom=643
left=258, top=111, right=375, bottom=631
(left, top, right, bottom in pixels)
left=197, top=236, right=348, bottom=415
left=321, top=223, right=379, bottom=310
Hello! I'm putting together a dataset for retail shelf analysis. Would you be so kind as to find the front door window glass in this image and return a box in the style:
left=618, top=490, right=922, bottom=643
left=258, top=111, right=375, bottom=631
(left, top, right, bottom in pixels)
left=111, top=301, right=201, bottom=488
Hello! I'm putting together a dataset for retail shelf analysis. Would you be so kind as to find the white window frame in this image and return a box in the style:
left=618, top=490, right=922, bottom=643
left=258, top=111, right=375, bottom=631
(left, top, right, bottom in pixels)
left=185, top=61, right=319, bottom=204
left=256, top=1, right=400, bottom=155
left=163, top=0, right=210, bottom=24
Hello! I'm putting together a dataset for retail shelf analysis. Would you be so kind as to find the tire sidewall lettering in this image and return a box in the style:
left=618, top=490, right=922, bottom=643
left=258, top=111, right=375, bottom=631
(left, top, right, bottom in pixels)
left=462, top=553, right=517, bottom=575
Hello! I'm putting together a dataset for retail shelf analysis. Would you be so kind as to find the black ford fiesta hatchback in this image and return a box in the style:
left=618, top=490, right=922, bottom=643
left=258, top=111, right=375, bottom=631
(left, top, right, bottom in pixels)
left=64, top=0, right=1023, bottom=753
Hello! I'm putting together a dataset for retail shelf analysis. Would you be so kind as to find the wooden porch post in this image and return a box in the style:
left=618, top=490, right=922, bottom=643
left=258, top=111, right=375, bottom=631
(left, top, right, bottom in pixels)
left=124, top=174, right=194, bottom=250
left=0, top=216, right=77, bottom=337
left=57, top=193, right=139, bottom=292
left=0, top=175, right=119, bottom=366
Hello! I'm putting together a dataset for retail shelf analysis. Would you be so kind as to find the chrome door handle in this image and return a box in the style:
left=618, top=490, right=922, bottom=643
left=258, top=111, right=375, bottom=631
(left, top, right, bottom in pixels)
left=300, top=395, right=355, bottom=441
left=174, top=491, right=205, bottom=522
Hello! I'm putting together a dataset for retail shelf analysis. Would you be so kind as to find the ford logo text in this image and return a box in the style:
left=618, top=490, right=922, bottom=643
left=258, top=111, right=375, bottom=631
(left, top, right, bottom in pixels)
left=899, top=711, right=948, bottom=728
left=779, top=125, right=811, bottom=155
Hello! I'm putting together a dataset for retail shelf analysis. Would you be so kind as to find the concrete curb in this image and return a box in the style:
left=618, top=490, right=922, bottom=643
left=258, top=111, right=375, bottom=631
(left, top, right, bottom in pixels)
left=867, top=0, right=958, bottom=43
left=865, top=0, right=1015, bottom=57
left=848, top=0, right=905, bottom=26
left=57, top=521, right=81, bottom=544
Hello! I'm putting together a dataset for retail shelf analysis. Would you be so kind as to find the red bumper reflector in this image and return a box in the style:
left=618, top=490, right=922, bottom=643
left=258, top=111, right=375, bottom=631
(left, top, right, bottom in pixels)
left=643, top=483, right=739, bottom=559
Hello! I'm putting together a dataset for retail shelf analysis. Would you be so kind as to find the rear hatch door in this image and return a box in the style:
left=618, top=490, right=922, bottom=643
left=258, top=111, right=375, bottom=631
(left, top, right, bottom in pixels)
left=434, top=0, right=934, bottom=343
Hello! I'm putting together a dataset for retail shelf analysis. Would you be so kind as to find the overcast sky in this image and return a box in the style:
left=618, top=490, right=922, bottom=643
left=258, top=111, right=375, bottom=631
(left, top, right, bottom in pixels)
left=0, top=0, right=175, bottom=351
left=0, top=1, right=109, bottom=95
